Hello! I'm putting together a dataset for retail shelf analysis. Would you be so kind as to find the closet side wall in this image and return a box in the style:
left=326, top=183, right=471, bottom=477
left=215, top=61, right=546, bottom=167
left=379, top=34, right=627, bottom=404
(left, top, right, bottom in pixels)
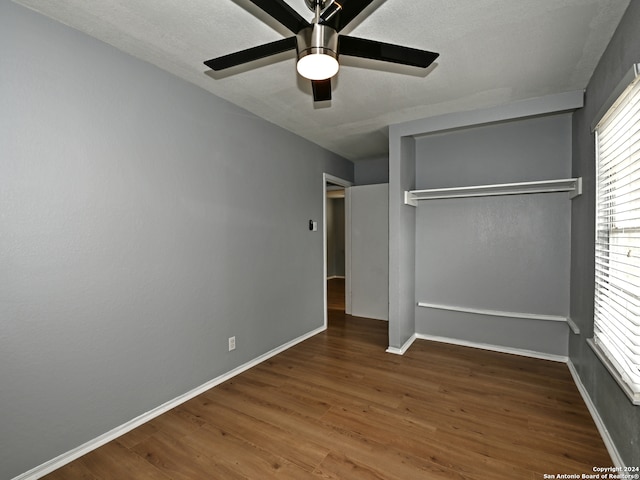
left=350, top=184, right=389, bottom=321
left=414, top=113, right=572, bottom=357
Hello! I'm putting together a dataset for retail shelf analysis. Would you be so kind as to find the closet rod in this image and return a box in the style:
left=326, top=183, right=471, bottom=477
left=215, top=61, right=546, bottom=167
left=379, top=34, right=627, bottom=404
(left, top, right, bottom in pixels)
left=404, top=177, right=582, bottom=206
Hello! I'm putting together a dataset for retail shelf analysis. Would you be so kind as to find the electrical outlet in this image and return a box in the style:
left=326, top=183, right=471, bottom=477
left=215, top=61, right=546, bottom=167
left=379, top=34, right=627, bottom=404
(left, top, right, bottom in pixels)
left=228, top=336, right=236, bottom=351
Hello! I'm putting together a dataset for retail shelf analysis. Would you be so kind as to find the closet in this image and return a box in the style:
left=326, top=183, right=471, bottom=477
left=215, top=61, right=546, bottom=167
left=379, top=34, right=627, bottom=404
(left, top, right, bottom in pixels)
left=388, top=93, right=585, bottom=357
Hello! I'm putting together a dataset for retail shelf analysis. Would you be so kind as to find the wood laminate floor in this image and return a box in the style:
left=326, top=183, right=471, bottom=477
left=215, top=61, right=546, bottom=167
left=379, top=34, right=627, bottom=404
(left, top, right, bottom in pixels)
left=327, top=277, right=345, bottom=311
left=43, top=306, right=611, bottom=479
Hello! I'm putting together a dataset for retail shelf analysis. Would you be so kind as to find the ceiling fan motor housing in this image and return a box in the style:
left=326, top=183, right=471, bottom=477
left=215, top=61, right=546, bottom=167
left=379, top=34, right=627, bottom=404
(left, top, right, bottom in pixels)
left=296, top=23, right=339, bottom=64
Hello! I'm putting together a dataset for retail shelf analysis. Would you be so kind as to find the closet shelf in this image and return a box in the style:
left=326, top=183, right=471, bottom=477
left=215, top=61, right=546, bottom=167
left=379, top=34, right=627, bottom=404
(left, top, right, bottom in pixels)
left=404, top=177, right=582, bottom=206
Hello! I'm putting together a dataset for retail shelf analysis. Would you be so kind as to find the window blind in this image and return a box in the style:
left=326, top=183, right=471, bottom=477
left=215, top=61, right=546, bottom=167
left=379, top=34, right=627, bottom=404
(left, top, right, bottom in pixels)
left=594, top=65, right=640, bottom=403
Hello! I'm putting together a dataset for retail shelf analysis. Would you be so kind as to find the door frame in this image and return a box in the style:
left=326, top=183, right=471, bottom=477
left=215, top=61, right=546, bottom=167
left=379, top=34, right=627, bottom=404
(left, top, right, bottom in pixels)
left=323, top=173, right=352, bottom=328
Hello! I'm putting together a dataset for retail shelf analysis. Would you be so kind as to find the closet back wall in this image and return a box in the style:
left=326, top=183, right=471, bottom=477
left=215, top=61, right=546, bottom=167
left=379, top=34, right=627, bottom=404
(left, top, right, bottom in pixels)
left=414, top=113, right=572, bottom=357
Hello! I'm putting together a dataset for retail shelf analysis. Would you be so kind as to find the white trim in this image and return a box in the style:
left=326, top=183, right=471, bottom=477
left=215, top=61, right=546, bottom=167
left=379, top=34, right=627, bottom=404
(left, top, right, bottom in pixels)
left=417, top=301, right=567, bottom=323
left=569, top=176, right=583, bottom=199
left=404, top=178, right=581, bottom=205
left=12, top=325, right=326, bottom=480
left=587, top=339, right=640, bottom=406
left=386, top=333, right=417, bottom=355
left=326, top=275, right=346, bottom=280
left=567, top=360, right=626, bottom=468
left=591, top=63, right=640, bottom=132
left=324, top=173, right=352, bottom=187
left=403, top=190, right=418, bottom=207
left=566, top=316, right=581, bottom=335
left=415, top=333, right=568, bottom=363
left=344, top=188, right=352, bottom=315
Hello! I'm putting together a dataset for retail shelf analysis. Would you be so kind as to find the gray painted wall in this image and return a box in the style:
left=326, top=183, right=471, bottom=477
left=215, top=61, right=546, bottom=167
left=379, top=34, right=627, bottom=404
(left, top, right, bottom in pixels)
left=414, top=114, right=572, bottom=356
left=0, top=3, right=352, bottom=479
left=415, top=114, right=572, bottom=187
left=326, top=197, right=345, bottom=278
left=350, top=184, right=389, bottom=321
left=354, top=155, right=389, bottom=185
left=570, top=1, right=640, bottom=466
left=388, top=135, right=417, bottom=348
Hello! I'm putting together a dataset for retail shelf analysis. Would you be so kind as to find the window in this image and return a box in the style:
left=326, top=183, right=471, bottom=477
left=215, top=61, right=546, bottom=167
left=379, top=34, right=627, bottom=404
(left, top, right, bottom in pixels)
left=593, top=64, right=640, bottom=405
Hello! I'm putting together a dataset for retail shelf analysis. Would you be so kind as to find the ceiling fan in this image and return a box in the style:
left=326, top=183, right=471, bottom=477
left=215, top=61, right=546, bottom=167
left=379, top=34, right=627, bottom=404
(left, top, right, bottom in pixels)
left=204, top=0, right=439, bottom=102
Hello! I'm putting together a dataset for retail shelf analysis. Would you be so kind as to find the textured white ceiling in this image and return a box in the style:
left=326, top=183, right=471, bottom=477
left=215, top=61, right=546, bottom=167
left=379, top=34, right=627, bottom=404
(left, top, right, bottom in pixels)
left=13, top=0, right=631, bottom=160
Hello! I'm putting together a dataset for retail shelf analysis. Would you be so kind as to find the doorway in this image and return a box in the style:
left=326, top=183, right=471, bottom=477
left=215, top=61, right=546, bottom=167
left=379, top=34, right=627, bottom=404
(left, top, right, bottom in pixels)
left=326, top=186, right=345, bottom=311
left=323, top=173, right=352, bottom=328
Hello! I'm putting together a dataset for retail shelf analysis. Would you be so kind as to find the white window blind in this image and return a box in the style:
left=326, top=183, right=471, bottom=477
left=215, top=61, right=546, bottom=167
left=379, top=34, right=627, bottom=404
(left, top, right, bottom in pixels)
left=594, top=65, right=640, bottom=404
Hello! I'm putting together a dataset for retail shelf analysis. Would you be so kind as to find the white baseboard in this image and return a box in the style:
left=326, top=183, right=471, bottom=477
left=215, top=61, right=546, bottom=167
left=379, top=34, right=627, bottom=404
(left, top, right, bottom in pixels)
left=386, top=333, right=417, bottom=355
left=414, top=333, right=569, bottom=363
left=566, top=360, right=625, bottom=468
left=13, top=325, right=326, bottom=480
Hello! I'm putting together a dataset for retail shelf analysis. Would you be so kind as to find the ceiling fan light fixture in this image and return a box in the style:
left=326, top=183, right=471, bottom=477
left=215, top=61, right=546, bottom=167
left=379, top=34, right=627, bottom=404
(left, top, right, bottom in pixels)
left=297, top=51, right=339, bottom=80
left=296, top=23, right=339, bottom=80
left=204, top=0, right=439, bottom=102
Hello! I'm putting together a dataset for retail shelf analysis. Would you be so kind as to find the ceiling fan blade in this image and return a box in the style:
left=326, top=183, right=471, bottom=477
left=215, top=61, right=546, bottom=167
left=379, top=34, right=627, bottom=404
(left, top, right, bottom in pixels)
left=321, top=0, right=375, bottom=32
left=312, top=79, right=332, bottom=101
left=204, top=36, right=297, bottom=71
left=339, top=35, right=439, bottom=68
left=248, top=0, right=310, bottom=33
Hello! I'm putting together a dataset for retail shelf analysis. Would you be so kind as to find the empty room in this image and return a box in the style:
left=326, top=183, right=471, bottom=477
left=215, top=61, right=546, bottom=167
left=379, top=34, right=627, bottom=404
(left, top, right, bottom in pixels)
left=2, top=0, right=639, bottom=478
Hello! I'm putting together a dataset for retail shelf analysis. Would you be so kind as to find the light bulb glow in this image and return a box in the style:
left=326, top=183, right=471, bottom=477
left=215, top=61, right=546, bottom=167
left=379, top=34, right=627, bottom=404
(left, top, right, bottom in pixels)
left=296, top=53, right=339, bottom=80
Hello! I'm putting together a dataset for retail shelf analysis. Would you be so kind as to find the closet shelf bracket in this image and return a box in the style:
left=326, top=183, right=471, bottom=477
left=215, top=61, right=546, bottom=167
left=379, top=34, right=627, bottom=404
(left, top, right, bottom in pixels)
left=404, top=177, right=582, bottom=206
